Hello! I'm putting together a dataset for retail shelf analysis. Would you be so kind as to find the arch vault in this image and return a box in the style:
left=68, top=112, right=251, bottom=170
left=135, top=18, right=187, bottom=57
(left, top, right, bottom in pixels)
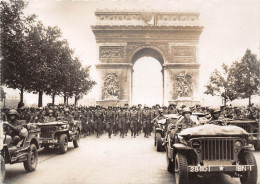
left=91, top=10, right=203, bottom=107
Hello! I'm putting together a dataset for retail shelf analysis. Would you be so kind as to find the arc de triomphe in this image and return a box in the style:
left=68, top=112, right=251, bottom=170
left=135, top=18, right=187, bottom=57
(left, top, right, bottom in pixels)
left=91, top=10, right=203, bottom=107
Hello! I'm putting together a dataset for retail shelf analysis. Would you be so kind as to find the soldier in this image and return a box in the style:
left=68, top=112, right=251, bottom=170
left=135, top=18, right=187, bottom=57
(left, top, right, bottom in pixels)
left=63, top=108, right=74, bottom=123
left=142, top=105, right=151, bottom=138
left=36, top=107, right=45, bottom=123
left=162, top=106, right=168, bottom=115
left=44, top=110, right=56, bottom=122
left=93, top=105, right=104, bottom=138
left=168, top=103, right=178, bottom=114
left=4, top=109, right=28, bottom=147
left=130, top=105, right=140, bottom=138
left=175, top=107, right=197, bottom=132
left=85, top=108, right=93, bottom=136
left=117, top=107, right=127, bottom=138
left=105, top=106, right=115, bottom=138
left=208, top=108, right=226, bottom=125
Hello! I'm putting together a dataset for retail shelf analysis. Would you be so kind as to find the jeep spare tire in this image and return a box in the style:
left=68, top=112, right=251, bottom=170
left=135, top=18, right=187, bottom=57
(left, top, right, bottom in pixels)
left=23, top=144, right=38, bottom=172
left=59, top=134, right=68, bottom=154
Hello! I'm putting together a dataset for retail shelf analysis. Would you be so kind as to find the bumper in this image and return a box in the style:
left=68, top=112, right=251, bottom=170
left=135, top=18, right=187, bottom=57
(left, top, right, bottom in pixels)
left=188, top=165, right=254, bottom=173
left=40, top=139, right=59, bottom=145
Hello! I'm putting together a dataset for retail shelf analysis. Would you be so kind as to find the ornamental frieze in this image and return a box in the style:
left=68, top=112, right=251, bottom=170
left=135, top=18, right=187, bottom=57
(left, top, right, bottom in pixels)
left=99, top=46, right=124, bottom=59
left=172, top=46, right=196, bottom=57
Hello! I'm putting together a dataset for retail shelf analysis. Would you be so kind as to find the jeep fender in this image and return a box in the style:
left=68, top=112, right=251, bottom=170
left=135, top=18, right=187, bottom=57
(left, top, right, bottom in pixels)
left=169, top=143, right=194, bottom=160
left=55, top=131, right=70, bottom=141
left=155, top=128, right=163, bottom=134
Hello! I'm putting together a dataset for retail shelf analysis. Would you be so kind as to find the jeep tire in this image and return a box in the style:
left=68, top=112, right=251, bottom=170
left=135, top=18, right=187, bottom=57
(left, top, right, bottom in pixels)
left=23, top=144, right=38, bottom=172
left=175, top=153, right=188, bottom=184
left=156, top=133, right=163, bottom=152
left=59, top=134, right=68, bottom=154
left=240, top=151, right=258, bottom=184
left=0, top=155, right=5, bottom=183
left=166, top=146, right=174, bottom=173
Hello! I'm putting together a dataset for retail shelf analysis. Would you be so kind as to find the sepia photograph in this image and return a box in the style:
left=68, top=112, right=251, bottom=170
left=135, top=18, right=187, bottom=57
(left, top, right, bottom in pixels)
left=0, top=0, right=260, bottom=183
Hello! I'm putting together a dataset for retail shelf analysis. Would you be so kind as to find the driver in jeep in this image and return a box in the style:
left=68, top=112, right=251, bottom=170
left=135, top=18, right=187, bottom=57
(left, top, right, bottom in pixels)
left=4, top=109, right=28, bottom=147
left=167, top=107, right=196, bottom=140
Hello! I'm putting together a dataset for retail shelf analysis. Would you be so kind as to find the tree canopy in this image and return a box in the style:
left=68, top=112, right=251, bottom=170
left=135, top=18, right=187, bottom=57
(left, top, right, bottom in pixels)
left=0, top=0, right=95, bottom=106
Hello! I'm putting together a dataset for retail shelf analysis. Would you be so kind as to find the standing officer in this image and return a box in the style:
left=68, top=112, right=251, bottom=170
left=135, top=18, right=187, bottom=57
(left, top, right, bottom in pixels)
left=142, top=105, right=151, bottom=138
left=105, top=106, right=115, bottom=138
left=93, top=105, right=104, bottom=138
left=130, top=105, right=140, bottom=138
left=113, top=106, right=119, bottom=136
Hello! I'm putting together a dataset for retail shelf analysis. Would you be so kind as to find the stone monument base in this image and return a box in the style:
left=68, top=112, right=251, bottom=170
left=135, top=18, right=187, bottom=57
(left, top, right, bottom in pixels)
left=169, top=97, right=200, bottom=107
left=96, top=100, right=128, bottom=108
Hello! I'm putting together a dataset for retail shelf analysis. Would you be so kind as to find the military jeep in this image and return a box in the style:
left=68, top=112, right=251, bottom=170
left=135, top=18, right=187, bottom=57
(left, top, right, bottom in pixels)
left=154, top=114, right=180, bottom=152
left=165, top=124, right=258, bottom=184
left=37, top=120, right=81, bottom=154
left=1, top=121, right=40, bottom=183
left=227, top=119, right=260, bottom=150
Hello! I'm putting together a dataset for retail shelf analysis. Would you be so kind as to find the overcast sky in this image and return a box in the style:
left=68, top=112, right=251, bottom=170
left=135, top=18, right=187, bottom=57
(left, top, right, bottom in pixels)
left=4, top=0, right=260, bottom=107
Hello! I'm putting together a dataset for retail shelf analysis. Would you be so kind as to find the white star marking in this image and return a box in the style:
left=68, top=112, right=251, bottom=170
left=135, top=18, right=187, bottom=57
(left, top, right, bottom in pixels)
left=219, top=166, right=224, bottom=171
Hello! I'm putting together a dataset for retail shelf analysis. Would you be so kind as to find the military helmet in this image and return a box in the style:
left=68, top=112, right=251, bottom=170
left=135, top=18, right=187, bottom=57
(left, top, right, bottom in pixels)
left=64, top=108, right=70, bottom=112
left=132, top=105, right=137, bottom=109
left=182, top=107, right=192, bottom=115
left=163, top=106, right=167, bottom=109
left=158, top=108, right=164, bottom=113
left=9, top=109, right=19, bottom=116
left=48, top=110, right=53, bottom=114
left=210, top=108, right=221, bottom=114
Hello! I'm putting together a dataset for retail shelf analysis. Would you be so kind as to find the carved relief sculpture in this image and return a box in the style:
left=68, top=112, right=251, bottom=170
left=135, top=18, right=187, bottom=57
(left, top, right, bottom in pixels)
left=100, top=46, right=124, bottom=58
left=103, top=73, right=120, bottom=100
left=173, top=71, right=193, bottom=98
left=173, top=46, right=195, bottom=57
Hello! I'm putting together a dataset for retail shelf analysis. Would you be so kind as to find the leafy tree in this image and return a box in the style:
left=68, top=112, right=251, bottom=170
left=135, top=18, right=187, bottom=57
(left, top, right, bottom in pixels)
left=229, top=49, right=260, bottom=105
left=205, top=63, right=238, bottom=105
left=0, top=0, right=36, bottom=103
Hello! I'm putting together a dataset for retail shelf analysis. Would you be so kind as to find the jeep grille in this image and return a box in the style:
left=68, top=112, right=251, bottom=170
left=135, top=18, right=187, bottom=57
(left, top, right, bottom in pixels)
left=40, top=127, right=54, bottom=138
left=201, top=139, right=234, bottom=160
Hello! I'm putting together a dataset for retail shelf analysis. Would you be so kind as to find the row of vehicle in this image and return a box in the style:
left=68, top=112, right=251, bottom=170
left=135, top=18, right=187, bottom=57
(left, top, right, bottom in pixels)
left=154, top=113, right=259, bottom=184
left=0, top=120, right=81, bottom=183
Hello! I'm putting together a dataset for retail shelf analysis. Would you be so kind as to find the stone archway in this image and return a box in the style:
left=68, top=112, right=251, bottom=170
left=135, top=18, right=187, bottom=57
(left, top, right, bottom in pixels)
left=92, top=10, right=203, bottom=107
left=130, top=47, right=165, bottom=105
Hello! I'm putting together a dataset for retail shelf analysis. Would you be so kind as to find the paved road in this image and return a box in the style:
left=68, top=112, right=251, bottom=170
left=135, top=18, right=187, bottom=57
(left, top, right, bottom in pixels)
left=4, top=133, right=260, bottom=184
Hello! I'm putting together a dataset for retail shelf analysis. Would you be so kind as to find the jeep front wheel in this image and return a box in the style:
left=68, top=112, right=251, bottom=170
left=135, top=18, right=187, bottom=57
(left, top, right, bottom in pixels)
left=166, top=146, right=174, bottom=173
left=59, top=134, right=68, bottom=154
left=240, top=151, right=258, bottom=184
left=73, top=131, right=80, bottom=148
left=175, top=153, right=188, bottom=184
left=156, top=133, right=163, bottom=152
left=23, top=144, right=38, bottom=172
left=0, top=155, right=5, bottom=183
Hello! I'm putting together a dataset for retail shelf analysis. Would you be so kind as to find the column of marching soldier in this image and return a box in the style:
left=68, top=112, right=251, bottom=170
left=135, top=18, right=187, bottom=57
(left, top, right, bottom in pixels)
left=1, top=103, right=259, bottom=138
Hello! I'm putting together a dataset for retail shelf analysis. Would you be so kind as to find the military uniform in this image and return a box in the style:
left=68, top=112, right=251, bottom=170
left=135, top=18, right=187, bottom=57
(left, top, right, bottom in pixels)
left=130, top=107, right=140, bottom=137
left=93, top=107, right=104, bottom=138
left=142, top=107, right=151, bottom=137
left=105, top=107, right=115, bottom=138
left=117, top=108, right=127, bottom=138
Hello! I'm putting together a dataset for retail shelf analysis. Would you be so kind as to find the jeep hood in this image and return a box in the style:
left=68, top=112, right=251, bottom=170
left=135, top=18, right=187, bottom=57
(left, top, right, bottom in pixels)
left=37, top=121, right=66, bottom=126
left=179, top=124, right=248, bottom=137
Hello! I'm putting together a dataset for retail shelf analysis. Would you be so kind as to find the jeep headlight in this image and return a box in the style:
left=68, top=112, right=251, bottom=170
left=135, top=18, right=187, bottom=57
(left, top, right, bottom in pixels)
left=192, top=141, right=201, bottom=149
left=234, top=140, right=242, bottom=147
